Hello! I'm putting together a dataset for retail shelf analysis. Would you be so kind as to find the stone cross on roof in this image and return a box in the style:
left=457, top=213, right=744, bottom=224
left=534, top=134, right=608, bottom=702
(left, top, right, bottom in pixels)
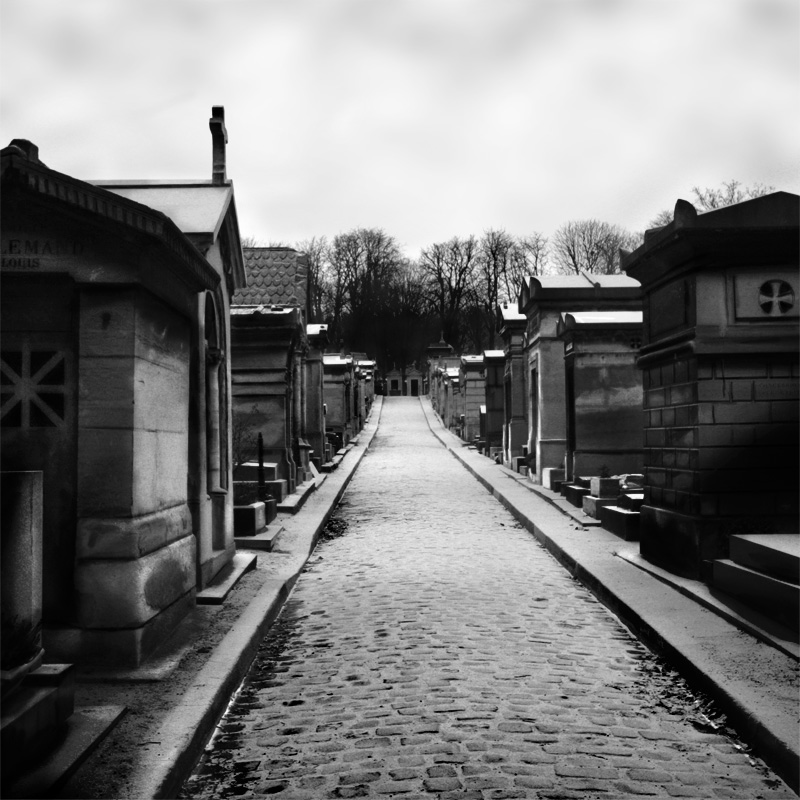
left=209, top=106, right=227, bottom=185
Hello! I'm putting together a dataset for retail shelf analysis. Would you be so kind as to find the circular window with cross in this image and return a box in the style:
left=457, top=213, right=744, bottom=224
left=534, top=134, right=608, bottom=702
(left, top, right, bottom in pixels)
left=758, top=280, right=795, bottom=316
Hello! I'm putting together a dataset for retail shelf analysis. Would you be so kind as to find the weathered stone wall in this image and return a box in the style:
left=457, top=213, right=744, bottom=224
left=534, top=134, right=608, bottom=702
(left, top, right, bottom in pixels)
left=641, top=353, right=799, bottom=573
left=570, top=351, right=643, bottom=477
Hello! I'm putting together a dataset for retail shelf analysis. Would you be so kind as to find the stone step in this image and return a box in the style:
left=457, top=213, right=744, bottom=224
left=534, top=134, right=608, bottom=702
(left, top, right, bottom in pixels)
left=713, top=559, right=799, bottom=630
left=4, top=704, right=125, bottom=799
left=196, top=553, right=257, bottom=605
left=590, top=477, right=620, bottom=499
left=234, top=525, right=284, bottom=552
left=563, top=484, right=591, bottom=508
left=729, top=534, right=799, bottom=585
left=582, top=495, right=618, bottom=519
left=598, top=505, right=640, bottom=541
left=1, top=664, right=76, bottom=780
left=618, top=492, right=644, bottom=511
left=233, top=500, right=277, bottom=536
left=542, top=468, right=565, bottom=491
left=277, top=479, right=316, bottom=515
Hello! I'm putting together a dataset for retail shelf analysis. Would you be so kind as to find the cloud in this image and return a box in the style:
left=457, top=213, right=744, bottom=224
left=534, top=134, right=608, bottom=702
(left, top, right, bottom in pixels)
left=2, top=0, right=798, bottom=255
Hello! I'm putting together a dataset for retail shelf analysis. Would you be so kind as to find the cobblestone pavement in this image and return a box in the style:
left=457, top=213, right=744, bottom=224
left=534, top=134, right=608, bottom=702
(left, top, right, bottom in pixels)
left=181, top=398, right=795, bottom=800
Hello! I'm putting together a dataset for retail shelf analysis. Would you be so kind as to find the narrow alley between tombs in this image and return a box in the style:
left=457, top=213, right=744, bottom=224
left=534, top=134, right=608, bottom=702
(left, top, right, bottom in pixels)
left=180, top=397, right=792, bottom=800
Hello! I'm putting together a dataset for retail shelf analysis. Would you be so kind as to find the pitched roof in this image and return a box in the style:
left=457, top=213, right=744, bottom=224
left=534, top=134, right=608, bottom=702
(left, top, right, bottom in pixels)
left=1, top=143, right=219, bottom=292
left=94, top=182, right=233, bottom=236
left=235, top=247, right=308, bottom=307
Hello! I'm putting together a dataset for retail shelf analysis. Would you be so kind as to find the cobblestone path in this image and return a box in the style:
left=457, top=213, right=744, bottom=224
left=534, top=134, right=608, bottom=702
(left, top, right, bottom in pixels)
left=182, top=398, right=794, bottom=799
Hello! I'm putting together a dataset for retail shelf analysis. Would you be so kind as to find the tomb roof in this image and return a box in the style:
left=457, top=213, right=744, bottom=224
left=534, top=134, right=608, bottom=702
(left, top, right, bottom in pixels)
left=461, top=355, right=484, bottom=367
left=307, top=323, right=328, bottom=337
left=323, top=354, right=353, bottom=367
left=94, top=182, right=233, bottom=237
left=530, top=272, right=640, bottom=290
left=498, top=301, right=526, bottom=321
left=483, top=349, right=505, bottom=359
left=520, top=271, right=641, bottom=313
left=561, top=311, right=643, bottom=325
left=623, top=192, right=800, bottom=281
left=1, top=142, right=219, bottom=293
left=230, top=305, right=296, bottom=317
left=234, top=247, right=309, bottom=308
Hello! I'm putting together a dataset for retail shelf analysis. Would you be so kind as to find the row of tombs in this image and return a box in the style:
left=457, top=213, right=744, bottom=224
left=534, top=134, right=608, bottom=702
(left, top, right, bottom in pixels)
left=429, top=191, right=799, bottom=637
left=0, top=109, right=375, bottom=784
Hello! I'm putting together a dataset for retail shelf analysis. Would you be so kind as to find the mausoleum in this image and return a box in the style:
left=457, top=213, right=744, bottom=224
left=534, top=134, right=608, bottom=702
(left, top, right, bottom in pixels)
left=622, top=193, right=799, bottom=579
left=518, top=273, right=641, bottom=485
left=1, top=106, right=246, bottom=666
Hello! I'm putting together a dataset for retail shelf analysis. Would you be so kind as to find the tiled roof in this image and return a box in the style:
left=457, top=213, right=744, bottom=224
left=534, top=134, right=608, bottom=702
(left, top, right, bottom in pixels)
left=234, top=247, right=308, bottom=307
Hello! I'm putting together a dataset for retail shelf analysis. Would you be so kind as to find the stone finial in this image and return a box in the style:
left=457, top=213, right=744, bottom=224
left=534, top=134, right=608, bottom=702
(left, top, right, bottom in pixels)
left=673, top=198, right=698, bottom=227
left=8, top=139, right=39, bottom=163
left=209, top=106, right=228, bottom=185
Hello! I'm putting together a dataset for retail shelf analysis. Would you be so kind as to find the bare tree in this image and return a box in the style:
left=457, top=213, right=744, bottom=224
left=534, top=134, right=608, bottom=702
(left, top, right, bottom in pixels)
left=295, top=235, right=328, bottom=323
left=550, top=220, right=639, bottom=275
left=692, top=179, right=775, bottom=211
left=505, top=232, right=549, bottom=301
left=648, top=180, right=776, bottom=227
left=473, top=228, right=515, bottom=349
left=419, top=236, right=478, bottom=350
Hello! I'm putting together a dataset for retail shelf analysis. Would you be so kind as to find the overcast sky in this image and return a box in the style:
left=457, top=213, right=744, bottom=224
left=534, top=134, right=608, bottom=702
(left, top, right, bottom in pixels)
left=2, top=0, right=798, bottom=258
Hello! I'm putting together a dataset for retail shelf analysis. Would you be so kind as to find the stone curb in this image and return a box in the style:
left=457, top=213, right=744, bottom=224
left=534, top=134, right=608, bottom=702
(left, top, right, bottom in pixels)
left=418, top=396, right=799, bottom=794
left=145, top=398, right=384, bottom=799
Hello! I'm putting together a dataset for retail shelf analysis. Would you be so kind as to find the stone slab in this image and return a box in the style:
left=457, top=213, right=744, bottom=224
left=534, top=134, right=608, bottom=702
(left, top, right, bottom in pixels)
left=713, top=559, right=799, bottom=629
left=598, top=505, right=641, bottom=541
left=233, top=502, right=266, bottom=536
left=590, top=476, right=620, bottom=498
left=5, top=705, right=126, bottom=800
left=618, top=492, right=644, bottom=511
left=234, top=526, right=284, bottom=552
left=195, top=553, right=257, bottom=606
left=563, top=483, right=591, bottom=508
left=277, top=479, right=316, bottom=515
left=263, top=479, right=288, bottom=502
left=542, top=468, right=565, bottom=491
left=235, top=461, right=279, bottom=482
left=729, top=534, right=799, bottom=584
left=582, top=494, right=618, bottom=518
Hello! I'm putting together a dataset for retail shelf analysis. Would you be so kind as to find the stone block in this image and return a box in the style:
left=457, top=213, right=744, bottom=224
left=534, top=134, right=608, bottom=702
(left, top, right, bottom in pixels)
left=730, top=380, right=754, bottom=401
left=45, top=588, right=195, bottom=668
left=74, top=534, right=195, bottom=629
left=233, top=502, right=267, bottom=536
left=78, top=357, right=135, bottom=429
left=235, top=461, right=279, bottom=482
left=589, top=477, right=619, bottom=498
left=713, top=559, right=799, bottom=628
left=582, top=495, right=617, bottom=518
left=598, top=505, right=640, bottom=541
left=563, top=484, right=591, bottom=508
left=713, top=401, right=770, bottom=425
left=697, top=380, right=726, bottom=402
left=263, top=479, right=288, bottom=502
left=542, top=468, right=565, bottom=491
left=0, top=472, right=43, bottom=650
left=668, top=383, right=696, bottom=405
left=77, top=428, right=134, bottom=516
left=618, top=492, right=644, bottom=511
left=76, top=503, right=192, bottom=560
left=131, top=428, right=188, bottom=514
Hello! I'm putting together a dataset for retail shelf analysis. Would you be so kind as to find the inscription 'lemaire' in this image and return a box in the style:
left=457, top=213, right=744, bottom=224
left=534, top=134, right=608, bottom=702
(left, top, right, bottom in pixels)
left=1, top=238, right=86, bottom=270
